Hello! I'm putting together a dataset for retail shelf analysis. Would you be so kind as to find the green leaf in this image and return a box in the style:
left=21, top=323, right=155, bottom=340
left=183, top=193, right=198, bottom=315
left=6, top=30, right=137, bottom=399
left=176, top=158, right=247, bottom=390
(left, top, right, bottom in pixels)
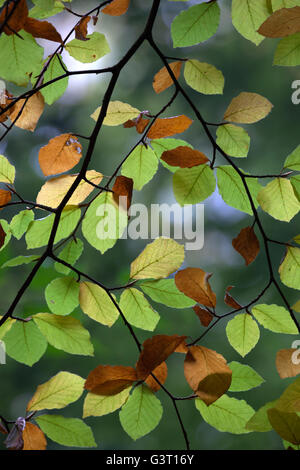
left=195, top=395, right=254, bottom=434
left=27, top=371, right=85, bottom=411
left=40, top=54, right=68, bottom=105
left=276, top=377, right=300, bottom=412
left=292, top=174, right=300, bottom=200
left=217, top=166, right=262, bottom=215
left=151, top=138, right=193, bottom=173
left=55, top=238, right=84, bottom=275
left=79, top=281, right=119, bottom=326
left=66, top=32, right=110, bottom=63
left=140, top=279, right=195, bottom=308
left=228, top=361, right=265, bottom=392
left=184, top=60, right=224, bottom=95
left=279, top=247, right=300, bottom=290
left=119, top=385, right=163, bottom=440
left=0, top=155, right=15, bottom=184
left=33, top=313, right=94, bottom=356
left=274, top=33, right=300, bottom=66
left=226, top=313, right=260, bottom=357
left=1, top=255, right=39, bottom=269
left=10, top=210, right=34, bottom=240
left=216, top=124, right=250, bottom=158
left=35, top=415, right=96, bottom=448
left=257, top=178, right=300, bottom=222
left=45, top=277, right=79, bottom=315
left=3, top=321, right=47, bottom=366
left=81, top=192, right=128, bottom=254
left=0, top=220, right=12, bottom=252
left=0, top=31, right=43, bottom=86
left=251, top=304, right=299, bottom=334
left=272, top=0, right=300, bottom=9
left=121, top=144, right=158, bottom=190
left=267, top=408, right=300, bottom=445
left=171, top=2, right=220, bottom=47
left=0, top=317, right=15, bottom=341
left=232, top=0, right=269, bottom=45
left=26, top=207, right=81, bottom=249
left=29, top=0, right=65, bottom=19
left=284, top=145, right=300, bottom=171
left=119, top=288, right=160, bottom=331
left=173, top=164, right=216, bottom=206
left=83, top=387, right=131, bottom=418
left=246, top=400, right=277, bottom=432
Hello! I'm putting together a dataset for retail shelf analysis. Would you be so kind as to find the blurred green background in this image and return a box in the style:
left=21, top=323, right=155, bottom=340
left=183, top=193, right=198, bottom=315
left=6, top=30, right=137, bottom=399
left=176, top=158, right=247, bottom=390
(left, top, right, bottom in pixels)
left=0, top=0, right=299, bottom=450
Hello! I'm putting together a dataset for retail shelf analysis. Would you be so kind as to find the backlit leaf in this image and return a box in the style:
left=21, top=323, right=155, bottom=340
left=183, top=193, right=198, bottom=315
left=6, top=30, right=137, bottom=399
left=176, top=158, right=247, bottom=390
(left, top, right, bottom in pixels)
left=10, top=209, right=34, bottom=240
left=22, top=422, right=47, bottom=451
left=66, top=32, right=110, bottom=63
left=35, top=415, right=96, bottom=448
left=153, top=61, right=182, bottom=94
left=228, top=361, right=265, bottom=392
left=251, top=304, right=299, bottom=334
left=231, top=0, right=269, bottom=45
left=85, top=365, right=137, bottom=395
left=257, top=178, right=300, bottom=222
left=258, top=6, right=300, bottom=37
left=3, top=320, right=47, bottom=366
left=161, top=146, right=209, bottom=168
left=224, top=92, right=273, bottom=124
left=45, top=277, right=79, bottom=316
left=284, top=145, right=300, bottom=171
left=119, top=288, right=160, bottom=331
left=83, top=387, right=131, bottom=418
left=173, top=164, right=216, bottom=206
left=54, top=238, right=84, bottom=275
left=147, top=115, right=193, bottom=139
left=279, top=247, right=300, bottom=290
left=0, top=155, right=15, bottom=184
left=175, top=267, right=216, bottom=308
left=232, top=226, right=260, bottom=266
left=0, top=190, right=11, bottom=209
left=151, top=137, right=193, bottom=173
left=274, top=32, right=300, bottom=66
left=121, top=144, right=158, bottom=190
left=38, top=133, right=82, bottom=176
left=24, top=17, right=62, bottom=42
left=145, top=362, right=168, bottom=393
left=39, top=54, right=68, bottom=105
left=184, top=59, right=224, bottom=95
left=216, top=124, right=250, bottom=158
left=226, top=313, right=260, bottom=357
left=10, top=92, right=44, bottom=132
left=102, top=0, right=130, bottom=16
left=139, top=278, right=195, bottom=308
left=79, top=281, right=119, bottom=326
left=91, top=101, right=140, bottom=126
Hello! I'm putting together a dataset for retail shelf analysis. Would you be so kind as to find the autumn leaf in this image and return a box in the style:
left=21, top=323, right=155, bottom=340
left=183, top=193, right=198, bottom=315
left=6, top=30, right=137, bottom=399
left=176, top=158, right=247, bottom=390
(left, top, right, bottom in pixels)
left=22, top=422, right=47, bottom=451
left=10, top=92, right=45, bottom=132
left=232, top=226, right=260, bottom=266
left=224, top=286, right=242, bottom=310
left=147, top=115, right=193, bottom=139
left=84, top=365, right=137, bottom=395
left=161, top=146, right=209, bottom=168
left=112, top=175, right=133, bottom=211
left=136, top=115, right=150, bottom=134
left=145, top=362, right=168, bottom=393
left=175, top=267, right=217, bottom=308
left=193, top=305, right=213, bottom=327
left=0, top=189, right=11, bottom=209
left=24, top=18, right=62, bottom=43
left=0, top=0, right=28, bottom=35
left=258, top=7, right=300, bottom=38
left=0, top=223, right=6, bottom=249
left=102, top=0, right=130, bottom=16
left=0, top=90, right=13, bottom=123
left=75, top=16, right=91, bottom=41
left=223, top=92, right=273, bottom=124
left=276, top=349, right=300, bottom=379
left=38, top=134, right=82, bottom=176
left=184, top=345, right=232, bottom=405
left=152, top=61, right=182, bottom=94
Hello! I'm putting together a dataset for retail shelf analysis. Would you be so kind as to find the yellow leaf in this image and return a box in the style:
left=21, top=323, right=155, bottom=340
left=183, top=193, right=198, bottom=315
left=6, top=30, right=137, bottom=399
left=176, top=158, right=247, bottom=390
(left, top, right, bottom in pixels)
left=10, top=91, right=45, bottom=132
left=224, top=92, right=273, bottom=124
left=91, top=100, right=140, bottom=126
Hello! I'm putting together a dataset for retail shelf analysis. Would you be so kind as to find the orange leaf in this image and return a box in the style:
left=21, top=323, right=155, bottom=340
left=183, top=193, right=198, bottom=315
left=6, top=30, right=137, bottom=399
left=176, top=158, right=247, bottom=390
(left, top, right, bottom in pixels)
left=224, top=286, right=242, bottom=310
left=232, top=226, right=260, bottom=266
left=136, top=334, right=187, bottom=380
left=0, top=189, right=11, bottom=209
left=10, top=91, right=44, bottom=132
left=193, top=305, right=213, bottom=327
left=161, top=146, right=209, bottom=168
left=145, top=362, right=168, bottom=393
left=153, top=61, right=182, bottom=94
left=102, top=0, right=130, bottom=16
left=258, top=6, right=300, bottom=38
left=175, top=267, right=216, bottom=308
left=184, top=345, right=232, bottom=405
left=75, top=16, right=91, bottom=41
left=22, top=422, right=47, bottom=451
left=112, top=175, right=133, bottom=211
left=0, top=223, right=6, bottom=250
left=136, top=115, right=150, bottom=134
left=175, top=341, right=189, bottom=354
left=0, top=90, right=13, bottom=123
left=147, top=115, right=193, bottom=139
left=0, top=0, right=28, bottom=35
left=84, top=365, right=137, bottom=395
left=23, top=17, right=62, bottom=43
left=38, top=133, right=82, bottom=176
left=276, top=349, right=300, bottom=379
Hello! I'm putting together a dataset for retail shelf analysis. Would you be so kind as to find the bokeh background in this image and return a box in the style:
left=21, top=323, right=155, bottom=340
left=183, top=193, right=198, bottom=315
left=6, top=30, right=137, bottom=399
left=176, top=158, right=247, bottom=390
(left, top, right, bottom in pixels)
left=0, top=0, right=299, bottom=450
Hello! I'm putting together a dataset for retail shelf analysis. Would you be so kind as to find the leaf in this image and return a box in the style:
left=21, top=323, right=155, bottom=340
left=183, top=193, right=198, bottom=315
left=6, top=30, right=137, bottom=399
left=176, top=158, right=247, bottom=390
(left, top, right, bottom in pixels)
left=75, top=16, right=90, bottom=40
left=38, top=133, right=82, bottom=176
left=151, top=137, right=193, bottom=173
left=0, top=219, right=11, bottom=251
left=284, top=145, right=300, bottom=171
left=228, top=361, right=265, bottom=392
left=121, top=144, right=158, bottom=190
left=275, top=377, right=300, bottom=412
left=224, top=92, right=273, bottom=124
left=83, top=387, right=131, bottom=418
left=136, top=334, right=186, bottom=380
left=272, top=0, right=300, bottom=10
left=184, top=346, right=232, bottom=405
left=232, top=226, right=260, bottom=266
left=45, top=277, right=79, bottom=316
left=0, top=0, right=28, bottom=35
left=195, top=395, right=254, bottom=434
left=66, top=32, right=110, bottom=63
left=29, top=0, right=65, bottom=19
left=173, top=164, right=216, bottom=206
left=0, top=223, right=6, bottom=250
left=145, top=362, right=168, bottom=393
left=231, top=0, right=269, bottom=45
left=119, top=385, right=163, bottom=440
left=10, top=91, right=44, bottom=132
left=0, top=189, right=11, bottom=209
left=171, top=2, right=220, bottom=47
left=147, top=115, right=193, bottom=139
left=139, top=278, right=196, bottom=308
left=267, top=408, right=300, bottom=445
left=216, top=124, right=250, bottom=158
left=130, top=237, right=184, bottom=280
left=292, top=174, right=300, bottom=200
left=274, top=32, right=300, bottom=66
left=0, top=317, right=15, bottom=340
left=102, top=0, right=130, bottom=16
left=184, top=60, right=224, bottom=95
left=193, top=305, right=213, bottom=327
left=245, top=400, right=277, bottom=432
left=79, top=281, right=119, bottom=326
left=258, top=6, right=300, bottom=37
left=226, top=313, right=260, bottom=357
left=54, top=238, right=84, bottom=275
left=33, top=313, right=94, bottom=356
left=251, top=304, right=299, bottom=334
left=258, top=178, right=300, bottom=222
left=91, top=100, right=140, bottom=126
left=39, top=54, right=68, bottom=105
left=22, top=422, right=47, bottom=451
left=152, top=61, right=182, bottom=94
left=3, top=320, right=47, bottom=366
left=112, top=175, right=133, bottom=211
left=10, top=209, right=34, bottom=240
left=27, top=372, right=85, bottom=411
left=161, top=146, right=209, bottom=168
left=1, top=255, right=39, bottom=269
left=0, top=154, right=15, bottom=184
left=85, top=365, right=137, bottom=395
left=24, top=17, right=62, bottom=42
left=224, top=286, right=242, bottom=310
left=119, top=288, right=160, bottom=331
left=175, top=267, right=216, bottom=308
left=35, top=415, right=96, bottom=448
left=279, top=247, right=300, bottom=290
left=0, top=89, right=13, bottom=123
left=276, top=349, right=300, bottom=379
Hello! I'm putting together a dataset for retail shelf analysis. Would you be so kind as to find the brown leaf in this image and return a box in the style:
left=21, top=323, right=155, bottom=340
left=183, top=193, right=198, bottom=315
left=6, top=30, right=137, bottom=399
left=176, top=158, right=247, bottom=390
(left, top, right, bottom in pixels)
left=161, top=146, right=209, bottom=168
left=0, top=223, right=6, bottom=249
left=9, top=92, right=45, bottom=132
left=145, top=362, right=168, bottom=392
left=75, top=16, right=91, bottom=41
left=153, top=61, right=182, bottom=94
left=224, top=286, right=242, bottom=310
left=193, top=305, right=213, bottom=327
left=0, top=189, right=12, bottom=209
left=38, top=133, right=82, bottom=176
left=23, top=17, right=62, bottom=43
left=184, top=345, right=232, bottom=405
left=123, top=119, right=136, bottom=128
left=84, top=365, right=137, bottom=395
left=136, top=115, right=150, bottom=134
left=175, top=267, right=216, bottom=308
left=102, top=0, right=130, bottom=16
left=258, top=6, right=300, bottom=38
left=22, top=422, right=47, bottom=451
left=232, top=226, right=260, bottom=266
left=147, top=115, right=193, bottom=139
left=276, top=349, right=300, bottom=379
left=136, top=334, right=187, bottom=380
left=112, top=175, right=133, bottom=211
left=0, top=0, right=28, bottom=35
left=0, top=90, right=14, bottom=123
left=175, top=341, right=189, bottom=354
